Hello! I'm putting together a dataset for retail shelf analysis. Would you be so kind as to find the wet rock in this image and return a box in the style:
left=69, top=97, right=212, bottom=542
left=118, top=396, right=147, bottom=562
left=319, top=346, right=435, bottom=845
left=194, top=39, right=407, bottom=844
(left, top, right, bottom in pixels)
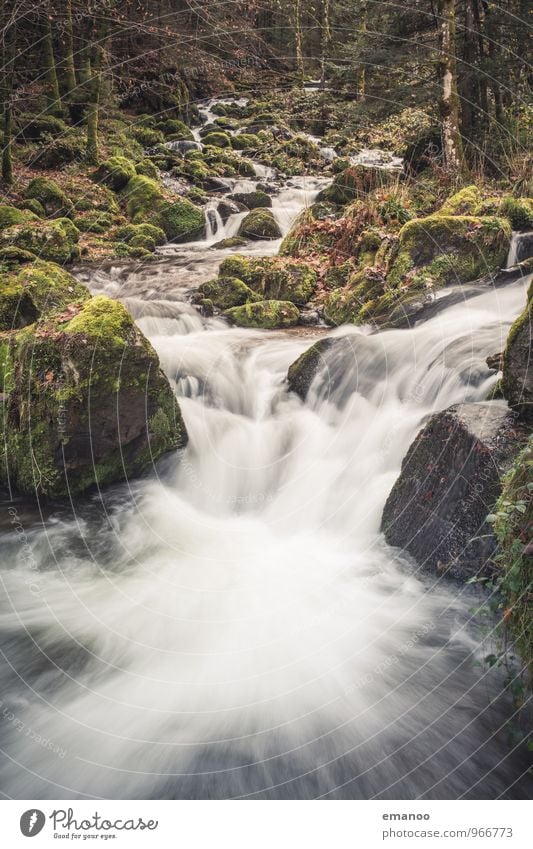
left=227, top=190, right=272, bottom=210
left=287, top=337, right=341, bottom=399
left=0, top=294, right=187, bottom=498
left=237, top=209, right=282, bottom=240
left=216, top=198, right=242, bottom=223
left=224, top=300, right=299, bottom=329
left=381, top=402, right=528, bottom=580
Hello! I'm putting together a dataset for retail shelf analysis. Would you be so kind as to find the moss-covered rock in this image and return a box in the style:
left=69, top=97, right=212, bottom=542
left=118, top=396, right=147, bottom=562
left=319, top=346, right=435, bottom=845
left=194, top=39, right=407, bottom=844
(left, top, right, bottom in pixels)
left=197, top=277, right=261, bottom=310
left=156, top=118, right=194, bottom=140
left=323, top=287, right=361, bottom=326
left=18, top=198, right=45, bottom=218
left=32, top=134, right=85, bottom=169
left=156, top=199, right=205, bottom=242
left=93, top=156, right=137, bottom=191
left=23, top=178, right=74, bottom=218
left=113, top=222, right=166, bottom=246
left=501, top=279, right=532, bottom=421
left=16, top=114, right=68, bottom=142
left=74, top=211, right=116, bottom=234
left=135, top=159, right=160, bottom=180
left=0, top=260, right=89, bottom=331
left=287, top=337, right=340, bottom=399
left=0, top=205, right=38, bottom=230
left=387, top=214, right=511, bottom=289
left=218, top=255, right=317, bottom=304
left=439, top=185, right=482, bottom=215
left=500, top=196, right=533, bottom=231
left=0, top=295, right=188, bottom=498
left=224, top=299, right=300, bottom=329
left=122, top=175, right=163, bottom=222
left=202, top=131, right=232, bottom=149
left=317, top=165, right=397, bottom=205
left=0, top=218, right=81, bottom=264
left=232, top=133, right=261, bottom=150
left=129, top=126, right=165, bottom=147
left=238, top=209, right=282, bottom=240
left=228, top=190, right=272, bottom=210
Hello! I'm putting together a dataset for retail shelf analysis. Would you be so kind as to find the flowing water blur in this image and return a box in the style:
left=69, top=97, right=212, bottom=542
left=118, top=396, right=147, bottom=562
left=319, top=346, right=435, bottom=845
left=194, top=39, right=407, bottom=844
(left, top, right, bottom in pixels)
left=0, top=160, right=532, bottom=799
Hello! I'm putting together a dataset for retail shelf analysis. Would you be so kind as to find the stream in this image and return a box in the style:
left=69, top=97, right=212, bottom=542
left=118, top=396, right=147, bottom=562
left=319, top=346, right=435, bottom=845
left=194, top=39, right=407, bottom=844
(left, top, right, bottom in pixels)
left=0, top=101, right=531, bottom=800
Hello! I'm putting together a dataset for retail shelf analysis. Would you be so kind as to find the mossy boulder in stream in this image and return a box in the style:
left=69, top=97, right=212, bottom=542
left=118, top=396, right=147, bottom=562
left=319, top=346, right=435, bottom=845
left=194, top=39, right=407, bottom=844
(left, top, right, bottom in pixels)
left=238, top=209, right=282, bottom=240
left=122, top=175, right=205, bottom=241
left=0, top=294, right=187, bottom=498
left=202, top=131, right=232, bottom=149
left=218, top=256, right=317, bottom=304
left=501, top=279, right=533, bottom=422
left=386, top=214, right=511, bottom=288
left=0, top=218, right=81, bottom=264
left=224, top=300, right=299, bottom=329
left=228, top=190, right=272, bottom=210
left=196, top=277, right=260, bottom=310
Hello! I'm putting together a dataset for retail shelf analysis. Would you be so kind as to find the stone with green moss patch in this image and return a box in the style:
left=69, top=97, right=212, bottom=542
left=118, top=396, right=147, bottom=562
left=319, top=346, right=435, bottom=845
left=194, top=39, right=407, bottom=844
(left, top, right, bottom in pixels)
left=224, top=299, right=299, bottom=329
left=501, top=279, right=532, bottom=421
left=218, top=255, right=316, bottom=304
left=0, top=294, right=187, bottom=497
left=197, top=277, right=260, bottom=310
left=0, top=260, right=89, bottom=331
left=238, top=209, right=281, bottom=240
left=439, top=185, right=482, bottom=215
left=228, top=190, right=272, bottom=210
left=23, top=178, right=73, bottom=218
left=0, top=218, right=81, bottom=264
left=0, top=205, right=38, bottom=230
left=94, top=156, right=137, bottom=191
left=202, top=131, right=232, bottom=149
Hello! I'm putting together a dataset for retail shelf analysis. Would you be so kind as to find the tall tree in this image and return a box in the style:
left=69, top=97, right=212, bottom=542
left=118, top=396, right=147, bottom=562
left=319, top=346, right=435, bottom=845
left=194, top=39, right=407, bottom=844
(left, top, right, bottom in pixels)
left=294, top=0, right=305, bottom=87
left=437, top=0, right=467, bottom=173
left=1, top=0, right=16, bottom=185
left=42, top=9, right=62, bottom=117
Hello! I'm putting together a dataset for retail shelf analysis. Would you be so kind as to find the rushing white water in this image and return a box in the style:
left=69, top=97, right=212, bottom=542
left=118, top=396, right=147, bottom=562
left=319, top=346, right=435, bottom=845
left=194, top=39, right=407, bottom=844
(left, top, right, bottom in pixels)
left=0, top=108, right=531, bottom=797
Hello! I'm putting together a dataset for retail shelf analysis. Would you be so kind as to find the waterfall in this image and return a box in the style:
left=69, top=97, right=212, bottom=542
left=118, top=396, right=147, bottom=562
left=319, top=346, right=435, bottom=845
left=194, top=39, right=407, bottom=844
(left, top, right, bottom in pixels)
left=0, top=263, right=529, bottom=799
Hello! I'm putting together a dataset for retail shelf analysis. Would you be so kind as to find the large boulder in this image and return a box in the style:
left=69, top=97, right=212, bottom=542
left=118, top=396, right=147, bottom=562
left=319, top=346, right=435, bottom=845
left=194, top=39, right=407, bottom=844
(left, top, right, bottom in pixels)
left=0, top=294, right=187, bottom=498
left=501, top=279, right=532, bottom=422
left=0, top=205, right=38, bottom=229
left=317, top=165, right=396, bottom=205
left=287, top=337, right=341, bottom=400
left=195, top=277, right=260, bottom=310
left=122, top=175, right=205, bottom=241
left=381, top=402, right=528, bottom=580
left=224, top=300, right=299, bottom=329
left=238, top=209, right=282, bottom=240
left=93, top=156, right=137, bottom=191
left=386, top=214, right=511, bottom=288
left=0, top=260, right=89, bottom=331
left=22, top=177, right=74, bottom=218
left=0, top=218, right=81, bottom=264
left=227, top=190, right=272, bottom=210
left=218, top=256, right=316, bottom=304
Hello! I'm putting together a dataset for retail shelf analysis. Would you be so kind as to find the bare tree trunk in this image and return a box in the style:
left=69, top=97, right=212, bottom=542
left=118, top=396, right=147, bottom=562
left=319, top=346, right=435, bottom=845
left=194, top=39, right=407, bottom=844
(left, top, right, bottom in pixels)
left=437, top=0, right=467, bottom=173
left=43, top=12, right=62, bottom=117
left=63, top=0, right=78, bottom=96
left=356, top=0, right=368, bottom=101
left=294, top=0, right=305, bottom=87
left=320, top=0, right=331, bottom=91
left=1, top=3, right=16, bottom=185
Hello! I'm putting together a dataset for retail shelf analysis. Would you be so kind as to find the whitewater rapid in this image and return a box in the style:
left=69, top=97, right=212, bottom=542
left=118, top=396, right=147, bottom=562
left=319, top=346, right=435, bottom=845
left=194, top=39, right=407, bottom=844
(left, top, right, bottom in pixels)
left=0, top=127, right=531, bottom=798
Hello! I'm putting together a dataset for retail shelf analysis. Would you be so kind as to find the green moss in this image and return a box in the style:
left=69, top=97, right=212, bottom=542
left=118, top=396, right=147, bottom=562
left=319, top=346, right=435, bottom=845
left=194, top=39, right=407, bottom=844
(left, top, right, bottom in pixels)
left=238, top=209, right=282, bottom=240
left=135, top=159, right=160, bottom=180
left=203, top=131, right=232, bottom=149
left=228, top=190, right=272, bottom=210
left=74, top=211, right=115, bottom=234
left=198, top=277, right=261, bottom=309
left=93, top=156, right=137, bottom=191
left=156, top=200, right=205, bottom=242
left=232, top=133, right=261, bottom=150
left=0, top=294, right=187, bottom=498
left=501, top=280, right=532, bottom=420
left=500, top=196, right=533, bottom=231
left=122, top=175, right=164, bottom=222
left=387, top=214, right=511, bottom=288
left=439, top=185, right=482, bottom=215
left=18, top=198, right=45, bottom=218
left=156, top=118, right=194, bottom=140
left=23, top=178, right=73, bottom=218
left=218, top=256, right=316, bottom=304
left=318, top=165, right=396, bottom=205
left=32, top=134, right=85, bottom=169
left=0, top=218, right=81, bottom=264
left=129, top=126, right=165, bottom=147
left=113, top=222, right=166, bottom=246
left=224, top=300, right=300, bottom=329
left=0, top=205, right=38, bottom=229
left=492, top=436, right=533, bottom=679
left=0, top=260, right=90, bottom=330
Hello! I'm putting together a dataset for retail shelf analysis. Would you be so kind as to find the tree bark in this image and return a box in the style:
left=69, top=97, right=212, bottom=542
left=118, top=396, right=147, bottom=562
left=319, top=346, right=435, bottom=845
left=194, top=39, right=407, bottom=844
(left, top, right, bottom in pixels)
left=1, top=5, right=16, bottom=185
left=437, top=0, right=467, bottom=173
left=85, top=17, right=109, bottom=165
left=43, top=12, right=63, bottom=117
left=63, top=0, right=78, bottom=96
left=356, top=1, right=368, bottom=102
left=294, top=0, right=305, bottom=87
